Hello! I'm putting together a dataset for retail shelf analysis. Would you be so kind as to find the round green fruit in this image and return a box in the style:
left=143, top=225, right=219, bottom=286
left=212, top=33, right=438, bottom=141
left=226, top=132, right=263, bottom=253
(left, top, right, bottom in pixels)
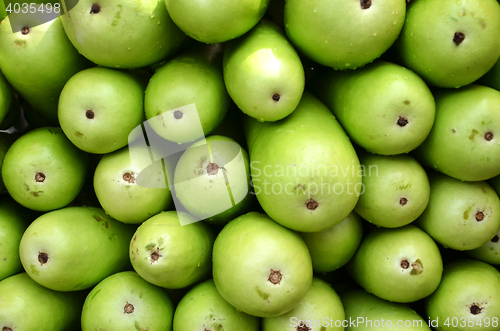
left=466, top=228, right=500, bottom=265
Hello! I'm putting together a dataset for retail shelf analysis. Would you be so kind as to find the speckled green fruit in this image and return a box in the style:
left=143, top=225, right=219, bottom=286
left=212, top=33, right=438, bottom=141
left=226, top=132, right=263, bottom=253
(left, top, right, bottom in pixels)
left=82, top=271, right=174, bottom=331
left=0, top=16, right=90, bottom=123
left=94, top=145, right=172, bottom=224
left=130, top=211, right=214, bottom=289
left=244, top=92, right=362, bottom=232
left=347, top=225, right=443, bottom=303
left=284, top=0, right=406, bottom=70
left=213, top=212, right=313, bottom=318
left=223, top=19, right=304, bottom=122
left=0, top=198, right=30, bottom=281
left=413, top=85, right=500, bottom=181
left=263, top=278, right=345, bottom=331
left=165, top=0, right=269, bottom=44
left=173, top=135, right=251, bottom=224
left=2, top=127, right=88, bottom=212
left=0, top=273, right=83, bottom=331
left=313, top=61, right=435, bottom=155
left=173, top=279, right=259, bottom=331
left=58, top=67, right=146, bottom=154
left=425, top=260, right=500, bottom=331
left=342, top=290, right=431, bottom=331
left=466, top=228, right=500, bottom=265
left=19, top=206, right=135, bottom=291
left=415, top=172, right=500, bottom=251
left=354, top=153, right=430, bottom=228
left=61, top=0, right=188, bottom=68
left=300, top=211, right=363, bottom=273
left=145, top=44, right=230, bottom=144
left=398, top=0, right=500, bottom=88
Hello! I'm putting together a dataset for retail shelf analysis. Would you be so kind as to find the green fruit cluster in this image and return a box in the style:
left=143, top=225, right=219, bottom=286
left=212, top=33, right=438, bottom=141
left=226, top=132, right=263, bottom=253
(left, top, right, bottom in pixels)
left=0, top=0, right=500, bottom=330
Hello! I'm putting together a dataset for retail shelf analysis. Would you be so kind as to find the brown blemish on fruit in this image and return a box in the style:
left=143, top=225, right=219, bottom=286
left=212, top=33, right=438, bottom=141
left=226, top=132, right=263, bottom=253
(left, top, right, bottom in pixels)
left=485, top=132, right=493, bottom=141
left=173, top=110, right=183, bottom=119
left=21, top=27, right=30, bottom=35
left=123, top=172, right=135, bottom=183
left=470, top=304, right=482, bottom=315
left=297, top=322, right=312, bottom=331
left=90, top=3, right=101, bottom=14
left=35, top=172, right=46, bottom=182
left=403, top=100, right=410, bottom=105
left=452, top=129, right=456, bottom=133
left=400, top=259, right=410, bottom=269
left=3, top=327, right=13, bottom=331
left=38, top=252, right=48, bottom=265
left=124, top=302, right=134, bottom=314
left=94, top=214, right=104, bottom=222
left=397, top=116, right=408, bottom=127
left=105, top=222, right=110, bottom=229
left=150, top=247, right=162, bottom=264
left=410, top=259, right=423, bottom=275
left=400, top=197, right=408, bottom=206
left=272, top=93, right=280, bottom=101
left=75, top=131, right=84, bottom=138
left=453, top=32, right=465, bottom=45
left=268, top=269, right=282, bottom=285
left=360, top=0, right=372, bottom=9
left=476, top=211, right=485, bottom=221
left=207, top=163, right=219, bottom=175
left=86, top=109, right=95, bottom=119
left=306, top=198, right=319, bottom=210
left=491, top=235, right=499, bottom=243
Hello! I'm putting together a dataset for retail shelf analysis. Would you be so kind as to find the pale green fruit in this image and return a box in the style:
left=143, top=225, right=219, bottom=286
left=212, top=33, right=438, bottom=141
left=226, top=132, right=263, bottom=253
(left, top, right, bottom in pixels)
left=165, top=0, right=269, bottom=44
left=300, top=211, right=363, bottom=273
left=244, top=92, right=362, bottom=232
left=466, top=228, right=500, bottom=265
left=58, top=67, right=146, bottom=154
left=342, top=290, right=431, bottom=331
left=354, top=153, right=430, bottom=228
left=223, top=19, right=304, bottom=122
left=398, top=0, right=500, bottom=87
left=284, top=0, right=406, bottom=70
left=130, top=211, right=214, bottom=289
left=213, top=212, right=313, bottom=318
left=81, top=271, right=174, bottom=331
left=173, top=279, right=259, bottom=331
left=0, top=16, right=91, bottom=123
left=413, top=85, right=500, bottom=181
left=145, top=44, right=230, bottom=144
left=263, top=278, right=345, bottom=331
left=347, top=224, right=443, bottom=303
left=312, top=61, right=435, bottom=155
left=19, top=206, right=135, bottom=291
left=60, top=0, right=188, bottom=68
left=0, top=273, right=83, bottom=331
left=425, top=259, right=500, bottom=331
left=415, top=172, right=500, bottom=251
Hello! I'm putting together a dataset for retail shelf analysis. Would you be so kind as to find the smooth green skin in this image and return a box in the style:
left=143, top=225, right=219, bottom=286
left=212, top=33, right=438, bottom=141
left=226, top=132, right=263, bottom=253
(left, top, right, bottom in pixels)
left=174, top=135, right=251, bottom=224
left=300, top=211, right=363, bottom=273
left=213, top=212, right=313, bottom=318
left=284, top=0, right=406, bottom=70
left=130, top=211, right=215, bottom=289
left=0, top=16, right=91, bottom=124
left=94, top=146, right=172, bottom=224
left=165, top=0, right=269, bottom=44
left=0, top=198, right=30, bottom=281
left=425, top=259, right=500, bottom=331
left=347, top=224, right=443, bottom=303
left=263, top=278, right=345, bottom=331
left=145, top=46, right=230, bottom=144
left=2, top=127, right=88, bottom=211
left=415, top=172, right=500, bottom=251
left=61, top=0, right=188, bottom=69
left=466, top=228, right=500, bottom=265
left=312, top=61, right=436, bottom=155
left=223, top=19, right=305, bottom=122
left=58, top=67, right=145, bottom=154
left=82, top=271, right=174, bottom=331
left=0, top=70, right=13, bottom=125
left=342, top=290, right=431, bottom=331
left=0, top=132, right=16, bottom=192
left=244, top=92, right=362, bottom=232
left=173, top=279, right=259, bottom=331
left=0, top=273, right=83, bottom=331
left=19, top=206, right=135, bottom=291
left=413, top=85, right=500, bottom=181
left=398, top=0, right=500, bottom=88
left=354, top=153, right=430, bottom=228
left=478, top=56, right=500, bottom=90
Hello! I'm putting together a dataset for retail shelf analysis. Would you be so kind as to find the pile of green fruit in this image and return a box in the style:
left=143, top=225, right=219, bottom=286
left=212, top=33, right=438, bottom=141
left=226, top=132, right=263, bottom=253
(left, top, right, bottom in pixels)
left=1, top=0, right=500, bottom=330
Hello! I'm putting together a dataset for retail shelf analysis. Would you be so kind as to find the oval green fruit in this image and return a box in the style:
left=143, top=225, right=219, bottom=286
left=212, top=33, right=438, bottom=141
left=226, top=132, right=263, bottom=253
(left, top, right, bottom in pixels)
left=262, top=278, right=345, bottom=331
left=223, top=19, right=305, bottom=122
left=81, top=271, right=174, bottom=331
left=173, top=279, right=259, bottom=331
left=19, top=206, right=135, bottom=291
left=2, top=127, right=88, bottom=211
left=213, top=212, right=313, bottom=318
left=130, top=211, right=214, bottom=289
